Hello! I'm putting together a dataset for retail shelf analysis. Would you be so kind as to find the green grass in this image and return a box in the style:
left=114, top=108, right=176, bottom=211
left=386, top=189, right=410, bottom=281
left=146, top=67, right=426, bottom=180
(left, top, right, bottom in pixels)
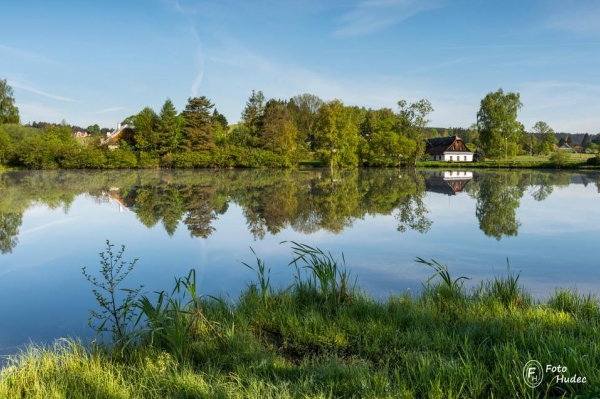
left=419, top=153, right=599, bottom=170
left=2, top=245, right=600, bottom=398
left=299, top=159, right=325, bottom=167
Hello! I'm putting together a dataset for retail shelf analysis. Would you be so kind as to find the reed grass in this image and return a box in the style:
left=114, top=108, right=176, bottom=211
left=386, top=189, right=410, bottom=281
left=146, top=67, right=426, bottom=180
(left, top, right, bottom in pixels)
left=2, top=244, right=600, bottom=398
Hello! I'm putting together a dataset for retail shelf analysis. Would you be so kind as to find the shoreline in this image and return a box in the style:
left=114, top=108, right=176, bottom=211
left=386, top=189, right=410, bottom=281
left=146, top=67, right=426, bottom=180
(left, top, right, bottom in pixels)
left=2, top=245, right=599, bottom=398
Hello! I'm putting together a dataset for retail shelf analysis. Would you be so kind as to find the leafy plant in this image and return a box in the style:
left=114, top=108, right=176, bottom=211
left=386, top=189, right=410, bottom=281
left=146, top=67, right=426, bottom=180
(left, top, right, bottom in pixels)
left=82, top=240, right=143, bottom=347
left=134, top=269, right=224, bottom=362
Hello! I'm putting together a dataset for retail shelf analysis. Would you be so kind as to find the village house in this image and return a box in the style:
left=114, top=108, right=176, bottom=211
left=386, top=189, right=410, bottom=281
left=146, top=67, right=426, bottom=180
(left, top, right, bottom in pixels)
left=73, top=131, right=90, bottom=138
left=425, top=136, right=473, bottom=162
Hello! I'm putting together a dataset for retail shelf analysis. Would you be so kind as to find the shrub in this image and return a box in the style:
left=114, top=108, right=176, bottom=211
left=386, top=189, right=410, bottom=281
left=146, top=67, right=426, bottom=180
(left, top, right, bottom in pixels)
left=549, top=150, right=570, bottom=168
left=138, top=152, right=160, bottom=168
left=106, top=148, right=138, bottom=168
left=587, top=153, right=600, bottom=166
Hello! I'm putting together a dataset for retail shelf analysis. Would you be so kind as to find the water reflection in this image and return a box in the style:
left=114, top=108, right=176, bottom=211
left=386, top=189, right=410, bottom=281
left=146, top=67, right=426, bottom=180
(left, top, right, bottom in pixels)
left=0, top=169, right=599, bottom=252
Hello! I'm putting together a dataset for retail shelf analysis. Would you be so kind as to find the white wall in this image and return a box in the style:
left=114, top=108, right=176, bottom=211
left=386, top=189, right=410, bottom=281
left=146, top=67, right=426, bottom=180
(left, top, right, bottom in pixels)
left=428, top=153, right=473, bottom=162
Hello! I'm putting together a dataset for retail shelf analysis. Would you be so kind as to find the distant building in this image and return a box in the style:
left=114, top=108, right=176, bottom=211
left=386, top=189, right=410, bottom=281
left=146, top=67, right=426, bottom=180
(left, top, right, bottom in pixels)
left=73, top=131, right=90, bottom=138
left=425, top=136, right=473, bottom=162
left=556, top=143, right=575, bottom=152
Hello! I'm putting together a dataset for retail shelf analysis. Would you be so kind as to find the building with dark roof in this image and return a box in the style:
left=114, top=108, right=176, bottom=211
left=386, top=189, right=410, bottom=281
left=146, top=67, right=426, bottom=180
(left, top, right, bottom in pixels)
left=425, top=136, right=473, bottom=162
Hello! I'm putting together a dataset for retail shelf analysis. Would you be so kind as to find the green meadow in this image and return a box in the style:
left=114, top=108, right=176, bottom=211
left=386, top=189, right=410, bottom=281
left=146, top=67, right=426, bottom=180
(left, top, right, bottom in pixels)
left=1, top=242, right=599, bottom=399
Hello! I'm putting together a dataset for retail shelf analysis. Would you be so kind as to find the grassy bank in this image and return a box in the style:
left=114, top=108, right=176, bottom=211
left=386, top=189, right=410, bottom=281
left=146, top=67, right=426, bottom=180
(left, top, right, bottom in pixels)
left=1, top=243, right=600, bottom=398
left=300, top=154, right=600, bottom=169
left=419, top=154, right=599, bottom=170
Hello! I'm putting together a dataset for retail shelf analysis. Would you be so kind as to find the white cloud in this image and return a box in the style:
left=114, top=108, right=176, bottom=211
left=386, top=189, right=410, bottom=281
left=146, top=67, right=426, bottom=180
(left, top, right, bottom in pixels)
left=9, top=81, right=76, bottom=103
left=333, top=0, right=442, bottom=36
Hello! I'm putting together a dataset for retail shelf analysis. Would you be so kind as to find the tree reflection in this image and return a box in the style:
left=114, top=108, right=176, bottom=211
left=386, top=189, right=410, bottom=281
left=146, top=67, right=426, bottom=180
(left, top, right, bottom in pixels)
left=182, top=184, right=228, bottom=239
left=395, top=171, right=431, bottom=233
left=0, top=212, right=22, bottom=254
left=1, top=169, right=599, bottom=251
left=475, top=172, right=524, bottom=240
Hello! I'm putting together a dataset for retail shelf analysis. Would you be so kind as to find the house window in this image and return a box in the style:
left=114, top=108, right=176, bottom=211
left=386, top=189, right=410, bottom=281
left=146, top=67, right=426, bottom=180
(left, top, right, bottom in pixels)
left=464, top=156, right=466, bottom=161
left=449, top=156, right=453, bottom=161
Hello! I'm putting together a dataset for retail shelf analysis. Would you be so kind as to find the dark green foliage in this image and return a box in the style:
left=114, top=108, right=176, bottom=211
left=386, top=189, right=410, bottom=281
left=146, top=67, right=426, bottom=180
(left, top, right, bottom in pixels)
left=157, top=99, right=181, bottom=155
left=86, top=124, right=101, bottom=135
left=473, top=147, right=485, bottom=161
left=241, top=89, right=265, bottom=136
left=180, top=96, right=215, bottom=152
left=0, top=127, right=12, bottom=164
left=212, top=108, right=228, bottom=132
left=587, top=154, right=600, bottom=165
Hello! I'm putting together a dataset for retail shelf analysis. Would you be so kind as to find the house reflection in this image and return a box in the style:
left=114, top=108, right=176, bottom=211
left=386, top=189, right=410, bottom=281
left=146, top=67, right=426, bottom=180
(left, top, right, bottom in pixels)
left=423, top=171, right=473, bottom=196
left=102, top=188, right=135, bottom=212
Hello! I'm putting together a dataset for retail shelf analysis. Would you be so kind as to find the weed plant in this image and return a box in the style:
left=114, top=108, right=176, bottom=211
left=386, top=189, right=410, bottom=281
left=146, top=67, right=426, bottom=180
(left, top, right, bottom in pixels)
left=2, top=243, right=600, bottom=398
left=81, top=240, right=142, bottom=348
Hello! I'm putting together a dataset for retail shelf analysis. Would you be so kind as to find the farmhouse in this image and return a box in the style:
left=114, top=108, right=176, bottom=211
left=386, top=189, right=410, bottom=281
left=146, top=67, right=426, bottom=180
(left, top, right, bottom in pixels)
left=425, top=136, right=473, bottom=162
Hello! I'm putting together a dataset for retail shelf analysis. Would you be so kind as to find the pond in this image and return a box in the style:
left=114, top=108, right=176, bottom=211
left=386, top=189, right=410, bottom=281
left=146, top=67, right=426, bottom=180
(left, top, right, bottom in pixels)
left=1, top=168, right=599, bottom=359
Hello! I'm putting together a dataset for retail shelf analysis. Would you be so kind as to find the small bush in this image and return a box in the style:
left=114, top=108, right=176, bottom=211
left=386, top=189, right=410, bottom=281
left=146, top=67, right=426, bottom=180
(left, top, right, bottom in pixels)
left=549, top=150, right=571, bottom=167
left=587, top=153, right=600, bottom=165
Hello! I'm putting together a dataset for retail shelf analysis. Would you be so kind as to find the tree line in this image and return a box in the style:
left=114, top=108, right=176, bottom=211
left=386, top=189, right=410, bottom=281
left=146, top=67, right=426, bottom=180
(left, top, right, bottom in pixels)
left=2, top=78, right=600, bottom=170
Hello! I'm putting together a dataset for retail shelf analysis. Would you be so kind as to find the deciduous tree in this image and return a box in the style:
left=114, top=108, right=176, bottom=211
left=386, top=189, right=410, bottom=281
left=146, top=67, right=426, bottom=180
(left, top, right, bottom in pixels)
left=315, top=100, right=360, bottom=169
left=291, top=93, right=323, bottom=140
left=397, top=99, right=434, bottom=166
left=0, top=79, right=19, bottom=125
left=258, top=100, right=297, bottom=155
left=532, top=121, right=556, bottom=155
left=477, top=89, right=522, bottom=159
left=133, top=107, right=159, bottom=152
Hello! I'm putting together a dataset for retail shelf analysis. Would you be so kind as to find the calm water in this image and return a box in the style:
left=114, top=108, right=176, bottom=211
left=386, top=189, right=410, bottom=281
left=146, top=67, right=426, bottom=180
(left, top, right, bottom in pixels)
left=1, top=168, right=599, bottom=359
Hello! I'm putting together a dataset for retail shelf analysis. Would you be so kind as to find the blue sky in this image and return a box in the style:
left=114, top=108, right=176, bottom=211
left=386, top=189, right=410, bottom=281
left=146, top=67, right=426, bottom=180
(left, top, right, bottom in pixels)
left=2, top=0, right=600, bottom=133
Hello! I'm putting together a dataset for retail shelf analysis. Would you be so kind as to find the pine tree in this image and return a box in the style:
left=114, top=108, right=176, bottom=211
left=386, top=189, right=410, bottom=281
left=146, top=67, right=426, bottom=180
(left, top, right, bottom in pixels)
left=180, top=96, right=215, bottom=152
